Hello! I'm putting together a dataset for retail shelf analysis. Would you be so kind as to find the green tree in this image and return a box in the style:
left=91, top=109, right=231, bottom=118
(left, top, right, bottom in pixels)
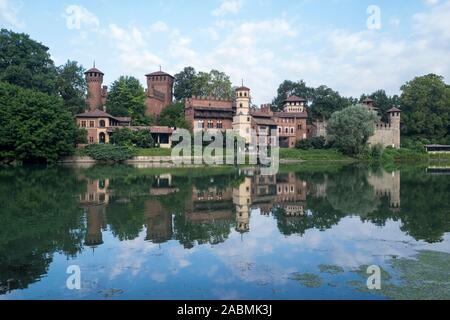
left=327, top=104, right=379, bottom=156
left=0, top=29, right=58, bottom=95
left=158, top=102, right=192, bottom=130
left=105, top=76, right=149, bottom=125
left=0, top=82, right=79, bottom=163
left=174, top=66, right=196, bottom=101
left=57, top=60, right=87, bottom=114
left=110, top=128, right=155, bottom=148
left=310, top=85, right=353, bottom=121
left=400, top=74, right=450, bottom=143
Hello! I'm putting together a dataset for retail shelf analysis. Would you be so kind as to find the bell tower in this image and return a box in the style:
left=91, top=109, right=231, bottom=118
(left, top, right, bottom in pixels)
left=85, top=64, right=105, bottom=111
left=233, top=85, right=252, bottom=144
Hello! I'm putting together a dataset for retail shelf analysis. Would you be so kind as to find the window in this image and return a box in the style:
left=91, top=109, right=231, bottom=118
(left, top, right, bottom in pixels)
left=208, top=121, right=214, bottom=129
left=298, top=124, right=302, bottom=130
left=244, top=92, right=247, bottom=97
left=197, top=121, right=204, bottom=129
left=291, top=128, right=294, bottom=134
left=285, top=128, right=289, bottom=134
left=89, top=137, right=94, bottom=143
left=99, top=120, right=106, bottom=128
left=81, top=121, right=86, bottom=128
left=216, top=121, right=223, bottom=129
left=278, top=127, right=282, bottom=133
left=240, top=103, right=243, bottom=108
left=89, top=121, right=95, bottom=128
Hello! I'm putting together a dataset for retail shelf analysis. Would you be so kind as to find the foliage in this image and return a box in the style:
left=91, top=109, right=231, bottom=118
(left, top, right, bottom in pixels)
left=84, top=144, right=135, bottom=162
left=105, top=76, right=149, bottom=125
left=400, top=74, right=450, bottom=143
left=158, top=102, right=192, bottom=130
left=279, top=148, right=352, bottom=161
left=110, top=128, right=155, bottom=148
left=0, top=81, right=79, bottom=163
left=327, top=104, right=379, bottom=156
left=173, top=67, right=233, bottom=101
left=296, top=137, right=327, bottom=150
left=0, top=29, right=58, bottom=95
left=57, top=60, right=87, bottom=114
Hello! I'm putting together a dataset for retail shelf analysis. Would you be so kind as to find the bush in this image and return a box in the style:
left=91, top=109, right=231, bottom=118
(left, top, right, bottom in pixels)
left=296, top=137, right=327, bottom=150
left=110, top=128, right=155, bottom=148
left=84, top=144, right=135, bottom=162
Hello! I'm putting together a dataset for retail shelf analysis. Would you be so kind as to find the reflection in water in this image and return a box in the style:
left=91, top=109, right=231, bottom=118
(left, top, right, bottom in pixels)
left=0, top=164, right=449, bottom=299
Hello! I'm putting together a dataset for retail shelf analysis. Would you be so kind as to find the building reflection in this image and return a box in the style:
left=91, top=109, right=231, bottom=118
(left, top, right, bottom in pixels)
left=78, top=167, right=402, bottom=247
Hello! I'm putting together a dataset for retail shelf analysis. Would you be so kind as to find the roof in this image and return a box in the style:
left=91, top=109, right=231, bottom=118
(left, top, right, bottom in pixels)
left=253, top=118, right=277, bottom=127
left=149, top=126, right=174, bottom=134
left=235, top=86, right=250, bottom=91
left=284, top=95, right=306, bottom=103
left=274, top=112, right=308, bottom=119
left=115, top=117, right=132, bottom=123
left=250, top=110, right=273, bottom=118
left=85, top=67, right=104, bottom=75
left=363, top=98, right=374, bottom=103
left=76, top=110, right=113, bottom=118
left=145, top=70, right=174, bottom=78
left=387, top=107, right=402, bottom=113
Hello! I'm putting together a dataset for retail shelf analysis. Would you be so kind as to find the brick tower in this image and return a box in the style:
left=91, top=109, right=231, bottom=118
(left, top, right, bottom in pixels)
left=85, top=64, right=107, bottom=111
left=145, top=69, right=174, bottom=116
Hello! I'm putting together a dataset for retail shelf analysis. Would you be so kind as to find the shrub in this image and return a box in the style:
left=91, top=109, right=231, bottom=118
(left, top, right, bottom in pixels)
left=84, top=144, right=135, bottom=162
left=110, top=128, right=155, bottom=148
left=296, top=136, right=327, bottom=150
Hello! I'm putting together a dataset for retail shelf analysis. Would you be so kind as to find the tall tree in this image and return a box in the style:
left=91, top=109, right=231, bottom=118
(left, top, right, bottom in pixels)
left=327, top=104, right=379, bottom=156
left=310, top=85, right=352, bottom=121
left=173, top=66, right=196, bottom=101
left=400, top=74, right=450, bottom=143
left=57, top=60, right=87, bottom=115
left=0, top=82, right=79, bottom=163
left=105, top=76, right=149, bottom=125
left=0, top=29, right=58, bottom=95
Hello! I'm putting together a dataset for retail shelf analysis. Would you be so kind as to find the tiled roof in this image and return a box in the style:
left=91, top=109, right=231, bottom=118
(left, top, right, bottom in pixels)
left=387, top=107, right=402, bottom=113
left=145, top=71, right=174, bottom=78
left=235, top=86, right=250, bottom=91
left=76, top=110, right=112, bottom=118
left=85, top=67, right=104, bottom=75
left=274, top=112, right=308, bottom=118
left=253, top=118, right=277, bottom=126
left=284, top=95, right=306, bottom=103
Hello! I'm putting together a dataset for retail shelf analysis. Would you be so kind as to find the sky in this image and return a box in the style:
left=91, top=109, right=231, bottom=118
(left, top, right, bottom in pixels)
left=1, top=0, right=449, bottom=105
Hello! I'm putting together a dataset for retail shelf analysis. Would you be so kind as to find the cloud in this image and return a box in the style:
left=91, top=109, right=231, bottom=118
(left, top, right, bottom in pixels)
left=212, top=0, right=243, bottom=16
left=107, top=24, right=163, bottom=74
left=424, top=0, right=439, bottom=5
left=64, top=5, right=100, bottom=30
left=0, top=0, right=24, bottom=28
left=150, top=21, right=169, bottom=32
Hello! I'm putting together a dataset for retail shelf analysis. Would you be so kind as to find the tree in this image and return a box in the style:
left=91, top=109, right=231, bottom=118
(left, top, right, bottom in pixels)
left=400, top=74, right=450, bottom=143
left=173, top=67, right=233, bottom=101
left=327, top=104, right=379, bottom=156
left=57, top=60, right=87, bottom=115
left=110, top=128, right=155, bottom=148
left=158, top=102, right=192, bottom=130
left=0, top=29, right=58, bottom=95
left=310, top=85, right=353, bottom=121
left=105, top=76, right=149, bottom=125
left=174, top=66, right=196, bottom=101
left=0, top=82, right=79, bottom=163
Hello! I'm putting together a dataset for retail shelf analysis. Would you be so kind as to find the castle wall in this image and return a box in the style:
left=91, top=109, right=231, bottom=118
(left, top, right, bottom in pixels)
left=368, top=122, right=400, bottom=149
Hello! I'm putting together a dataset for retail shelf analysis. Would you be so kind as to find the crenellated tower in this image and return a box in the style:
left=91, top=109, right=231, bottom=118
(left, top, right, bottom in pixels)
left=85, top=65, right=106, bottom=111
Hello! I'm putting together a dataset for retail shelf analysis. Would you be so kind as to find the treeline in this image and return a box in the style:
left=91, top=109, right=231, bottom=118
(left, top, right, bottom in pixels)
left=272, top=75, right=450, bottom=146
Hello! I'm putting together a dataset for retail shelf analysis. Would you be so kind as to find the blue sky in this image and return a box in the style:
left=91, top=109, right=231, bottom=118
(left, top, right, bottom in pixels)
left=1, top=0, right=449, bottom=104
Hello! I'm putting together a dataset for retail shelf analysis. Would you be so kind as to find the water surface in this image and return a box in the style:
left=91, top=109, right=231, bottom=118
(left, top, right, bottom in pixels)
left=0, top=164, right=449, bottom=300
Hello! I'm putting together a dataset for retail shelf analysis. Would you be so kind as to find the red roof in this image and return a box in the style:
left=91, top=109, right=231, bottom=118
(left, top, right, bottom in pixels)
left=274, top=112, right=308, bottom=118
left=387, top=107, right=402, bottom=113
left=76, top=110, right=112, bottom=118
left=150, top=126, right=174, bottom=134
left=284, top=95, right=306, bottom=103
left=85, top=67, right=104, bottom=75
left=235, top=86, right=250, bottom=91
left=146, top=71, right=174, bottom=78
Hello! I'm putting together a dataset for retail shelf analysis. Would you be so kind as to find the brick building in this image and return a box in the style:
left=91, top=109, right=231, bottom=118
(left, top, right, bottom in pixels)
left=85, top=66, right=108, bottom=111
left=145, top=70, right=174, bottom=116
left=185, top=96, right=235, bottom=132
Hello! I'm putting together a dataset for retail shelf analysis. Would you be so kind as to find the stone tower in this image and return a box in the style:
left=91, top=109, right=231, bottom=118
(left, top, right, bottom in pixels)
left=388, top=107, right=402, bottom=148
left=233, top=177, right=252, bottom=234
left=233, top=86, right=252, bottom=144
left=85, top=65, right=106, bottom=111
left=145, top=70, right=174, bottom=116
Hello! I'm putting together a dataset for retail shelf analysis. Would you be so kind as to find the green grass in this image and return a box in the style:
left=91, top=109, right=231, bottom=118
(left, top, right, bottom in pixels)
left=134, top=148, right=173, bottom=157
left=279, top=148, right=353, bottom=161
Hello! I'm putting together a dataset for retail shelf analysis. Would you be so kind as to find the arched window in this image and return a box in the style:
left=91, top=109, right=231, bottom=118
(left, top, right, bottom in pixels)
left=99, top=120, right=106, bottom=128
